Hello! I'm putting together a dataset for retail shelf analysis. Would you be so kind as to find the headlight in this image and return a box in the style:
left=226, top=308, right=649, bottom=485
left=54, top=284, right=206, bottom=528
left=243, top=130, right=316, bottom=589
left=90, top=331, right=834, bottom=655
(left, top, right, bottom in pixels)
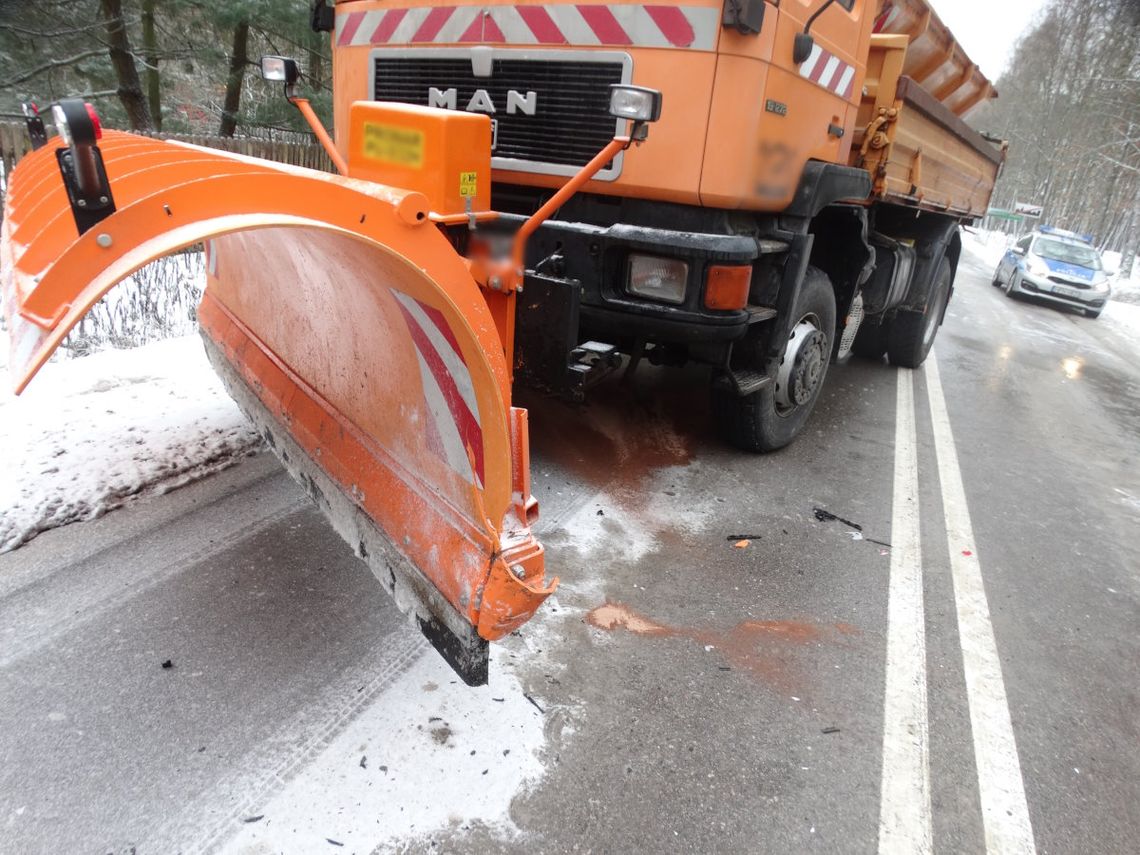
left=627, top=254, right=688, bottom=304
left=1026, top=256, right=1049, bottom=276
left=609, top=85, right=663, bottom=122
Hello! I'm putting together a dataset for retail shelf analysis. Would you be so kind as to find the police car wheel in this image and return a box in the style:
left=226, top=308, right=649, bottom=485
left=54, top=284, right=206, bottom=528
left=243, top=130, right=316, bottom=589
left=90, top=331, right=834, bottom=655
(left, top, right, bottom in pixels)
left=1003, top=272, right=1018, bottom=296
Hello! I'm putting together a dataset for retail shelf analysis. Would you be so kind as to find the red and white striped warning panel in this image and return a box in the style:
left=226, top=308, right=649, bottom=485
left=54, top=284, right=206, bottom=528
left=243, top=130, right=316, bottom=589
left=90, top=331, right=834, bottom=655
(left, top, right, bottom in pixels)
left=392, top=291, right=485, bottom=488
left=337, top=4, right=720, bottom=50
left=873, top=1, right=901, bottom=34
left=797, top=43, right=857, bottom=99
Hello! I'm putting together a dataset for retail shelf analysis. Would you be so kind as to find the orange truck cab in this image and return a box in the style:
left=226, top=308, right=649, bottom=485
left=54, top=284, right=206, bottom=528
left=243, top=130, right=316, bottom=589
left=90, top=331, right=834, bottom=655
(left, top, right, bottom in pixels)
left=324, top=0, right=1005, bottom=450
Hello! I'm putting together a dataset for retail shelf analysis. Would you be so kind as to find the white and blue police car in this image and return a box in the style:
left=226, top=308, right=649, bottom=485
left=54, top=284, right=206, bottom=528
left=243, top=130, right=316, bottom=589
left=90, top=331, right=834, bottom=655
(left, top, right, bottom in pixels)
left=992, top=226, right=1111, bottom=318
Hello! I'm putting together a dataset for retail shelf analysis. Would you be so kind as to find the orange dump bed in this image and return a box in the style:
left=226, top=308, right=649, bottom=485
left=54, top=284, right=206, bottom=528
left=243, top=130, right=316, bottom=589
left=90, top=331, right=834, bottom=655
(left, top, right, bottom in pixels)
left=851, top=34, right=1005, bottom=220
left=872, top=0, right=996, bottom=117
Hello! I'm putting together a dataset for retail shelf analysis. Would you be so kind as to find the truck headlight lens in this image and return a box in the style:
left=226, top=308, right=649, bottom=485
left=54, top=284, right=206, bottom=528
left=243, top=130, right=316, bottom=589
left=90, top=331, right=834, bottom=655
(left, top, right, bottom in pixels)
left=627, top=254, right=688, bottom=305
left=609, top=85, right=663, bottom=122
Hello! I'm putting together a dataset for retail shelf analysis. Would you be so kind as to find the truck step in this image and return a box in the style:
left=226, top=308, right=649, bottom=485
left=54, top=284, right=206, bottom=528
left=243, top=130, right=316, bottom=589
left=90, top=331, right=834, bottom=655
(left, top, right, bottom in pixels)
left=746, top=305, right=779, bottom=324
left=714, top=368, right=773, bottom=396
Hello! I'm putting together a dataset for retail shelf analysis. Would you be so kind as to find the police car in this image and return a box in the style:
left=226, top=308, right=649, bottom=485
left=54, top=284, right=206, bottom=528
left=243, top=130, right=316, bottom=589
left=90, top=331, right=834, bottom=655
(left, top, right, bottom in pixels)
left=992, top=226, right=1111, bottom=318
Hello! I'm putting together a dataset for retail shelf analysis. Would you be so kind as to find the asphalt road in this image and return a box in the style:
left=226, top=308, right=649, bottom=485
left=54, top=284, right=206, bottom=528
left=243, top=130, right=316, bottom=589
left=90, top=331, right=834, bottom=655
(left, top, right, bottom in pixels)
left=1, top=247, right=1137, bottom=854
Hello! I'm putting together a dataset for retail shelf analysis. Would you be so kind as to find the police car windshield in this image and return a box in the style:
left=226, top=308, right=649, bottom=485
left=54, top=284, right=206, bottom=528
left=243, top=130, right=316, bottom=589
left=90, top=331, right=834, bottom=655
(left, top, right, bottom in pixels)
left=1033, top=237, right=1101, bottom=269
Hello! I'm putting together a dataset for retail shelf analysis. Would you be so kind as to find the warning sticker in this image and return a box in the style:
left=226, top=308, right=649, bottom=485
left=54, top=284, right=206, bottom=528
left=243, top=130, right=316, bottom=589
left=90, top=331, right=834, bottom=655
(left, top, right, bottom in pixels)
left=362, top=123, right=424, bottom=168
left=459, top=171, right=478, bottom=198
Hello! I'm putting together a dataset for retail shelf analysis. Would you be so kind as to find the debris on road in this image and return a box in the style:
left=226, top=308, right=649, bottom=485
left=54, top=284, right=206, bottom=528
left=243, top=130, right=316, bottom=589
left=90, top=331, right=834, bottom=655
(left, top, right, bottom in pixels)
left=812, top=507, right=863, bottom=530
left=161, top=659, right=173, bottom=670
left=359, top=755, right=366, bottom=769
left=733, top=539, right=751, bottom=549
left=822, top=726, right=841, bottom=734
left=242, top=815, right=264, bottom=824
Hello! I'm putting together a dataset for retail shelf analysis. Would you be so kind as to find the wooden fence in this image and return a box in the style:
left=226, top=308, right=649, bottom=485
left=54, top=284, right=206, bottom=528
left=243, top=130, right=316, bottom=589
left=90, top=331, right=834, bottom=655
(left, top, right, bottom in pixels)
left=0, top=121, right=334, bottom=201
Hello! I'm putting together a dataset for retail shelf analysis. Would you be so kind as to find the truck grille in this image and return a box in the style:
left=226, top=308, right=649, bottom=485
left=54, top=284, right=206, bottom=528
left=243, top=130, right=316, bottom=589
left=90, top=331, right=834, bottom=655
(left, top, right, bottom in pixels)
left=372, top=55, right=625, bottom=174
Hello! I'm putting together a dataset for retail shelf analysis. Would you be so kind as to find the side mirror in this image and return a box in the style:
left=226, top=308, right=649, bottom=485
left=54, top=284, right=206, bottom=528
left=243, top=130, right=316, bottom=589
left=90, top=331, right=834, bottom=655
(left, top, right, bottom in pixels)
left=1011, top=246, right=1026, bottom=256
left=260, top=55, right=300, bottom=85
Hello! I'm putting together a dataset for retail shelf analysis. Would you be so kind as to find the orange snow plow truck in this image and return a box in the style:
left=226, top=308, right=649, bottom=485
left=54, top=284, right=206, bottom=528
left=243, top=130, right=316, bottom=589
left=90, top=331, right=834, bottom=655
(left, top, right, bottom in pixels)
left=1, top=0, right=1003, bottom=683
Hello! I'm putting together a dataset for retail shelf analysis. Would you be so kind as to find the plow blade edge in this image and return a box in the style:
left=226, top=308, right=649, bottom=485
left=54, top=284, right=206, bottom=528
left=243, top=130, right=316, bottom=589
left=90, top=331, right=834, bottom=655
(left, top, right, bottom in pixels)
left=1, top=131, right=555, bottom=684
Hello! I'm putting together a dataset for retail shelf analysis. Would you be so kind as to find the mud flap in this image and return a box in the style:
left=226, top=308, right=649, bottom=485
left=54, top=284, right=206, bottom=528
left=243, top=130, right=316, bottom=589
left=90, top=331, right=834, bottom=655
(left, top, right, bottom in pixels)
left=1, top=131, right=555, bottom=684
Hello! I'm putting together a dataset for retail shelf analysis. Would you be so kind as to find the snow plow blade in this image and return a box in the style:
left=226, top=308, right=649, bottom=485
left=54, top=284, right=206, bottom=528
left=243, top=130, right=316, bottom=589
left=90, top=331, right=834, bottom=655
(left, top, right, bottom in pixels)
left=1, top=114, right=555, bottom=685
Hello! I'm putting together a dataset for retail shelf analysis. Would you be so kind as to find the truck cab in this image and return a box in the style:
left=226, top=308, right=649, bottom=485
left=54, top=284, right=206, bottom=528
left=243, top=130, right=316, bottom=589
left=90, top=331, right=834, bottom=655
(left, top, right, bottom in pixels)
left=326, top=0, right=1004, bottom=451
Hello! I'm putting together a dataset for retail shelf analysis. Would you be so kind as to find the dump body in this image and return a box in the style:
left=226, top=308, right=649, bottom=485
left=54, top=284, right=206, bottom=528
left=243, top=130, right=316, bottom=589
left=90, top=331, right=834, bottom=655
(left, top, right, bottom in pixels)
left=853, top=34, right=1005, bottom=218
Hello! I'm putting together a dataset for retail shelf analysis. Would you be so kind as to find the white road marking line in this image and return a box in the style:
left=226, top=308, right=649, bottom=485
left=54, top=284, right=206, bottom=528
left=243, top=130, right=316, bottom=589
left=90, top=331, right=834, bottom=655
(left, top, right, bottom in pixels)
left=924, top=351, right=1037, bottom=855
left=878, top=368, right=933, bottom=855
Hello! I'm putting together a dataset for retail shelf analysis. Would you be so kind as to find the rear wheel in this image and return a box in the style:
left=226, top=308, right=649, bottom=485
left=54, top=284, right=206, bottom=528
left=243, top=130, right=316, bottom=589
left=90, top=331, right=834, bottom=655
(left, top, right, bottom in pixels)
left=887, top=258, right=952, bottom=369
left=713, top=266, right=836, bottom=452
left=992, top=267, right=1003, bottom=286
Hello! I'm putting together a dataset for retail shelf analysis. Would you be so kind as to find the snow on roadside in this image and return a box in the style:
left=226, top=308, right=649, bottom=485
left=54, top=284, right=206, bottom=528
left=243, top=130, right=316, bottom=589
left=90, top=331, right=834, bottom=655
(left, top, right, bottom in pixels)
left=961, top=226, right=1010, bottom=269
left=218, top=648, right=546, bottom=855
left=1099, top=301, right=1140, bottom=350
left=0, top=333, right=260, bottom=553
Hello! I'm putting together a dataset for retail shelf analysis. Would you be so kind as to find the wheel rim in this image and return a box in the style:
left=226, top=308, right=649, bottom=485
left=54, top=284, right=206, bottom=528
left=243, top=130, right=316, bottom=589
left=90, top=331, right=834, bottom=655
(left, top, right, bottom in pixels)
left=774, top=315, right=827, bottom=416
left=921, top=279, right=948, bottom=349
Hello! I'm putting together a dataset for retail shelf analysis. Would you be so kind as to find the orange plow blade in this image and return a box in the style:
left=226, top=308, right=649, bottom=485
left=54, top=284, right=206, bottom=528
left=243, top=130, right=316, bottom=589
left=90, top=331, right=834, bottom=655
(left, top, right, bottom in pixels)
left=1, top=129, right=555, bottom=684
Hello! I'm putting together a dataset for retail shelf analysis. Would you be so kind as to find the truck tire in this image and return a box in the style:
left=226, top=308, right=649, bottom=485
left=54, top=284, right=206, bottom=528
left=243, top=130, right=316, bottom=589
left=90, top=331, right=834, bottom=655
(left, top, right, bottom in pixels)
left=887, top=258, right=951, bottom=369
left=714, top=266, right=836, bottom=452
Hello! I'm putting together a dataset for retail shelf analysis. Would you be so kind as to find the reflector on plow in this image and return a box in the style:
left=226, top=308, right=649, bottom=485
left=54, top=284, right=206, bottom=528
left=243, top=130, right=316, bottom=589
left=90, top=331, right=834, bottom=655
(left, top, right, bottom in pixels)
left=1, top=126, right=554, bottom=685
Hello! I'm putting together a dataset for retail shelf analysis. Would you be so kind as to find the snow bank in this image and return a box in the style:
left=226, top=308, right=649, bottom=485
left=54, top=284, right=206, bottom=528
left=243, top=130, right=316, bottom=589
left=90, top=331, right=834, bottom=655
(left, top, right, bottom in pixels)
left=0, top=334, right=260, bottom=552
left=961, top=227, right=1011, bottom=270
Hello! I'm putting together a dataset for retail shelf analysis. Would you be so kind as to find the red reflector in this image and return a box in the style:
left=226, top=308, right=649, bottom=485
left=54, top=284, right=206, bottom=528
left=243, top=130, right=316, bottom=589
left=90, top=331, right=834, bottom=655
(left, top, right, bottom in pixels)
left=704, top=265, right=752, bottom=310
left=84, top=103, right=102, bottom=140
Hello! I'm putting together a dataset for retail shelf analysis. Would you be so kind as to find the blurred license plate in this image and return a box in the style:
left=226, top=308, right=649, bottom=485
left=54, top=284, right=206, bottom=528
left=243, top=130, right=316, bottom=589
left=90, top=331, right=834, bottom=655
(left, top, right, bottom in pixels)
left=1052, top=283, right=1082, bottom=298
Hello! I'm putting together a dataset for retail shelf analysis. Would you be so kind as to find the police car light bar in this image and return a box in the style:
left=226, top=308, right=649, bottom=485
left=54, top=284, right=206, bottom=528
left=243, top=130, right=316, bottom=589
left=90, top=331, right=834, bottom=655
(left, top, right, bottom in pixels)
left=1039, top=225, right=1095, bottom=244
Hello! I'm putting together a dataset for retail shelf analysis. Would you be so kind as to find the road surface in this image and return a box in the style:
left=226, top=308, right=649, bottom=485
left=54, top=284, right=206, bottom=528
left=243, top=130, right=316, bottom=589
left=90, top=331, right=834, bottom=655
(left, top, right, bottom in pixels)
left=1, top=247, right=1137, bottom=854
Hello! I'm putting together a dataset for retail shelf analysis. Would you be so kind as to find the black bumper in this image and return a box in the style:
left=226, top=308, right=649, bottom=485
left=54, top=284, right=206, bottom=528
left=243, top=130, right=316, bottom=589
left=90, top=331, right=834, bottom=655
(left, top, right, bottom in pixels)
left=506, top=214, right=760, bottom=346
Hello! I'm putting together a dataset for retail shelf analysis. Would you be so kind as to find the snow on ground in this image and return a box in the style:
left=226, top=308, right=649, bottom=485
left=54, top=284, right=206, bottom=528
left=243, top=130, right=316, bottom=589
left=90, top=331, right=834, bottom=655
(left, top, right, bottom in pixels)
left=0, top=333, right=260, bottom=552
left=218, top=647, right=547, bottom=854
left=962, top=226, right=1011, bottom=269
left=1099, top=301, right=1140, bottom=348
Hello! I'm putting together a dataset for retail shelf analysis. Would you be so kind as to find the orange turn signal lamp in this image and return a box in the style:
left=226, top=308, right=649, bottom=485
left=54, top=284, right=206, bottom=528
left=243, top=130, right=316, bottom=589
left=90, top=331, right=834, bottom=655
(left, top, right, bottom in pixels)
left=704, top=265, right=753, bottom=310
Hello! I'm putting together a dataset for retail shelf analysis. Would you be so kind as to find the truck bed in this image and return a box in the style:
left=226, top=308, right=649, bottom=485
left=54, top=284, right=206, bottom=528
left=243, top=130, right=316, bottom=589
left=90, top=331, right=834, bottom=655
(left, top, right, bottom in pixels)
left=850, top=34, right=1005, bottom=220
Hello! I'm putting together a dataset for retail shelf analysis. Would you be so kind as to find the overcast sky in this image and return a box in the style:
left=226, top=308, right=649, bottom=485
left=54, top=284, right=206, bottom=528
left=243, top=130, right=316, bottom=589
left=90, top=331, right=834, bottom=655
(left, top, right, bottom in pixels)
left=928, top=0, right=1051, bottom=79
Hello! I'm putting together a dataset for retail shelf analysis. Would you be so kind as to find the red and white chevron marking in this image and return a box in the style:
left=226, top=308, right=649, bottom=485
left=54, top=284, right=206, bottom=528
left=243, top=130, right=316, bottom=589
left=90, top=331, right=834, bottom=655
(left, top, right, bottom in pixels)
left=392, top=292, right=485, bottom=488
left=337, top=4, right=720, bottom=50
left=797, top=43, right=856, bottom=99
left=873, top=1, right=901, bottom=34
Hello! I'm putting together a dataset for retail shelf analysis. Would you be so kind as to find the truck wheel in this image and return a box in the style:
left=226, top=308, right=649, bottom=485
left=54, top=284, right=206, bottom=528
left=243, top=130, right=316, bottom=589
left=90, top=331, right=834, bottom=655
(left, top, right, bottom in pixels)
left=887, top=258, right=951, bottom=369
left=713, top=267, right=836, bottom=452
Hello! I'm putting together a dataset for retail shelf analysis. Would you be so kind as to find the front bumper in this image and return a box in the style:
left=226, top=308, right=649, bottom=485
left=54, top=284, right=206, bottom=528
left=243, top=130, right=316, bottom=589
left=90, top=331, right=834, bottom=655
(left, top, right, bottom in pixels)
left=508, top=215, right=760, bottom=347
left=1014, top=271, right=1110, bottom=311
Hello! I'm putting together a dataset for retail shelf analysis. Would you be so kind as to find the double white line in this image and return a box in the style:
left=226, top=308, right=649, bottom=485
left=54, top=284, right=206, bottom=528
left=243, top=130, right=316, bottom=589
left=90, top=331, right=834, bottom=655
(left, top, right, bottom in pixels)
left=878, top=352, right=1036, bottom=854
